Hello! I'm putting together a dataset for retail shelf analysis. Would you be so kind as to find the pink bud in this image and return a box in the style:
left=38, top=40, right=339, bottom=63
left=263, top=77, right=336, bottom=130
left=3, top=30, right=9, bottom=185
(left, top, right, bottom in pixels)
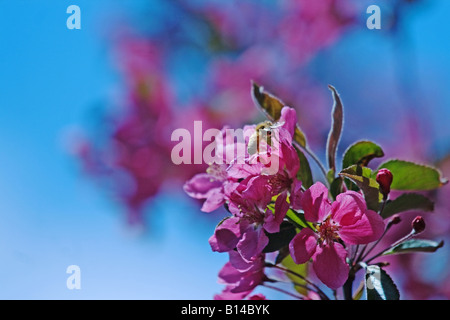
left=412, top=216, right=426, bottom=234
left=376, top=169, right=393, bottom=196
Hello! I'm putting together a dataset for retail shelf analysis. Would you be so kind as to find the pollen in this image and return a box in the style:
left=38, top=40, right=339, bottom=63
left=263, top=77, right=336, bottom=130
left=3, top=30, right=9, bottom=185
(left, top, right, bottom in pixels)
left=317, top=218, right=340, bottom=245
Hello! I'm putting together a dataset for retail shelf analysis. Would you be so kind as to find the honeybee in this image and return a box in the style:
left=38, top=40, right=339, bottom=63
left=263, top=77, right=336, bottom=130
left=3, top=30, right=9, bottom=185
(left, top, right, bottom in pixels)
left=247, top=120, right=284, bottom=155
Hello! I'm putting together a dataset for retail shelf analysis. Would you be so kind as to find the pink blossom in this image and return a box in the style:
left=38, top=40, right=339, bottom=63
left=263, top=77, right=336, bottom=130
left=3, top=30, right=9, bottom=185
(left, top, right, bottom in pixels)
left=289, top=182, right=385, bottom=289
left=183, top=168, right=228, bottom=213
left=204, top=107, right=303, bottom=262
left=214, top=251, right=266, bottom=299
left=278, top=0, right=355, bottom=66
left=213, top=287, right=252, bottom=300
left=183, top=125, right=245, bottom=213
left=209, top=216, right=267, bottom=257
left=247, top=294, right=267, bottom=300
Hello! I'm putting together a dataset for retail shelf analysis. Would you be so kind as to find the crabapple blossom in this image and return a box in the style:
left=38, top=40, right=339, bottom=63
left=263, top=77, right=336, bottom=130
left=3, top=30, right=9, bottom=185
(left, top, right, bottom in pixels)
left=289, top=182, right=385, bottom=289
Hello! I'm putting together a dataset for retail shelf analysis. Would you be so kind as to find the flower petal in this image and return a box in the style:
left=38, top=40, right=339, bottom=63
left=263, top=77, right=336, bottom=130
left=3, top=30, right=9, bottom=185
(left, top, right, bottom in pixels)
left=301, top=182, right=331, bottom=223
left=264, top=192, right=289, bottom=233
left=331, top=191, right=367, bottom=226
left=279, top=107, right=297, bottom=138
left=313, top=243, right=349, bottom=290
left=214, top=286, right=251, bottom=300
left=227, top=162, right=263, bottom=180
left=242, top=176, right=272, bottom=206
left=339, top=209, right=385, bottom=245
left=201, top=187, right=225, bottom=212
left=236, top=227, right=269, bottom=262
left=209, top=216, right=244, bottom=252
left=279, top=142, right=300, bottom=178
left=183, top=173, right=223, bottom=199
left=289, top=228, right=317, bottom=264
left=230, top=270, right=264, bottom=293
left=218, top=261, right=242, bottom=284
left=228, top=250, right=258, bottom=272
left=222, top=252, right=266, bottom=293
left=289, top=180, right=302, bottom=211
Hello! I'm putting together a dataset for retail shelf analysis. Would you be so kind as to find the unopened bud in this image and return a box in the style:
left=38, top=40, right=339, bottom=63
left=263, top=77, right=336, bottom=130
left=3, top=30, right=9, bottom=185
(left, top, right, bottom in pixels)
left=389, top=214, right=401, bottom=225
left=376, top=169, right=393, bottom=196
left=412, top=216, right=426, bottom=234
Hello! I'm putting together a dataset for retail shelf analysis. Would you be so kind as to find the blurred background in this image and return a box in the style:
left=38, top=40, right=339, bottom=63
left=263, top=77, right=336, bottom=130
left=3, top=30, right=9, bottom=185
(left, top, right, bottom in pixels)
left=0, top=0, right=449, bottom=299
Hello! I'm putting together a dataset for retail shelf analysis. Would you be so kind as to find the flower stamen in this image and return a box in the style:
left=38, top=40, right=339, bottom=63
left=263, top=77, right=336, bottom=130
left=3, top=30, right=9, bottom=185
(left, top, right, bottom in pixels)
left=317, top=218, right=340, bottom=245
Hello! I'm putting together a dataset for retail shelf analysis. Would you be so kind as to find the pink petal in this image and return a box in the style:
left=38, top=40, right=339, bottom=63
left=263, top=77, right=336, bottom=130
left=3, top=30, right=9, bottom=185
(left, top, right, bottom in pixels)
left=312, top=243, right=349, bottom=290
left=223, top=252, right=266, bottom=293
left=228, top=250, right=257, bottom=272
left=209, top=216, right=244, bottom=252
left=279, top=107, right=297, bottom=138
left=223, top=181, right=241, bottom=198
left=201, top=187, right=225, bottom=212
left=231, top=271, right=265, bottom=293
left=183, top=173, right=223, bottom=199
left=248, top=294, right=266, bottom=300
left=218, top=261, right=242, bottom=284
left=331, top=191, right=367, bottom=226
left=236, top=227, right=269, bottom=262
left=280, top=143, right=300, bottom=178
left=264, top=192, right=289, bottom=233
left=289, top=228, right=317, bottom=264
left=214, top=286, right=251, bottom=300
left=339, top=209, right=385, bottom=245
left=301, top=182, right=331, bottom=223
left=227, top=162, right=263, bottom=179
left=242, top=176, right=272, bottom=205
left=289, top=180, right=302, bottom=211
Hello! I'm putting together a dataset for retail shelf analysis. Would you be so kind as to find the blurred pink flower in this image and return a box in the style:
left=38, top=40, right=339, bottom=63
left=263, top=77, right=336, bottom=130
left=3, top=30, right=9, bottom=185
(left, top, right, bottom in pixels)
left=278, top=0, right=355, bottom=65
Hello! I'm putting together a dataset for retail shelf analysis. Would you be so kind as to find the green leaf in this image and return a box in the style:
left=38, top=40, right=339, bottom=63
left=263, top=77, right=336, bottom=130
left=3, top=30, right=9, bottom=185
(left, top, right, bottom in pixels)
left=329, top=177, right=344, bottom=200
left=252, top=82, right=284, bottom=121
left=381, top=193, right=434, bottom=218
left=251, top=82, right=308, bottom=148
left=341, top=140, right=384, bottom=193
left=281, top=254, right=309, bottom=296
left=383, top=239, right=444, bottom=256
left=365, top=265, right=400, bottom=300
left=378, top=160, right=448, bottom=191
left=353, top=280, right=365, bottom=300
left=293, top=128, right=308, bottom=149
left=263, top=222, right=297, bottom=253
left=285, top=209, right=314, bottom=230
left=275, top=246, right=290, bottom=265
left=295, top=147, right=313, bottom=188
left=339, top=165, right=382, bottom=211
left=344, top=177, right=360, bottom=192
left=342, top=140, right=384, bottom=170
left=326, top=169, right=335, bottom=184
left=326, top=85, right=344, bottom=172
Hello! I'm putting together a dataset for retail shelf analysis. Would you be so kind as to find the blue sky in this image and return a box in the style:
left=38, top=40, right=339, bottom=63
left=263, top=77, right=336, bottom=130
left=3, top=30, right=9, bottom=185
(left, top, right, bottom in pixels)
left=0, top=1, right=231, bottom=299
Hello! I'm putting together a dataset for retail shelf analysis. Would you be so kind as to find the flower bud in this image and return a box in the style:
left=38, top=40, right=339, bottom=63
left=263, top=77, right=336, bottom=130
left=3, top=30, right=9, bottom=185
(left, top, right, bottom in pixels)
left=376, top=168, right=393, bottom=196
left=389, top=214, right=401, bottom=225
left=412, top=216, right=426, bottom=234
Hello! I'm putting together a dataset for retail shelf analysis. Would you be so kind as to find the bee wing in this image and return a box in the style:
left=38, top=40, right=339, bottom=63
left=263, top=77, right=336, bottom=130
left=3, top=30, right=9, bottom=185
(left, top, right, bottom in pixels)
left=269, top=121, right=285, bottom=129
left=247, top=134, right=259, bottom=155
